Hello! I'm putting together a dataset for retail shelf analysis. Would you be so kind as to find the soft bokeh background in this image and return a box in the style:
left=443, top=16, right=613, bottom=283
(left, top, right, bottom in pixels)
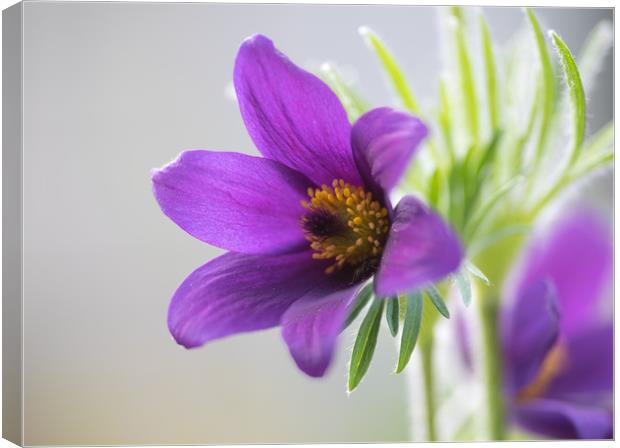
left=21, top=3, right=612, bottom=445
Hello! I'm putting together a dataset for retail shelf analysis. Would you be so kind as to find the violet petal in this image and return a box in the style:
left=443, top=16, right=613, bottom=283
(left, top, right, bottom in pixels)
left=234, top=34, right=361, bottom=187
left=515, top=399, right=612, bottom=439
left=351, top=107, right=428, bottom=193
left=281, top=285, right=359, bottom=377
left=515, top=211, right=612, bottom=336
left=502, top=279, right=560, bottom=394
left=546, top=323, right=613, bottom=401
left=168, top=250, right=326, bottom=349
left=152, top=150, right=311, bottom=254
left=374, top=196, right=463, bottom=296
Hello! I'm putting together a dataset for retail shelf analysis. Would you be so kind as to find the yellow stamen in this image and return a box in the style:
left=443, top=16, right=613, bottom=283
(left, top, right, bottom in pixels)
left=300, top=179, right=390, bottom=275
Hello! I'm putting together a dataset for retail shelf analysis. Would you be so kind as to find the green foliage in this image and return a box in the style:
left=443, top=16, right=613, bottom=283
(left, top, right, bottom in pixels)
left=425, top=287, right=451, bottom=319
left=348, top=297, right=384, bottom=391
left=550, top=31, right=586, bottom=166
left=396, top=292, right=424, bottom=373
left=344, top=282, right=374, bottom=329
left=465, top=261, right=491, bottom=286
left=451, top=8, right=480, bottom=148
left=359, top=26, right=420, bottom=114
left=480, top=14, right=499, bottom=132
left=454, top=270, right=472, bottom=307
left=386, top=296, right=400, bottom=337
left=526, top=8, right=556, bottom=165
left=326, top=7, right=612, bottom=396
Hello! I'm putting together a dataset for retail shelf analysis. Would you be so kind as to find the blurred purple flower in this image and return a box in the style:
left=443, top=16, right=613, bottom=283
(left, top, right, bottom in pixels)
left=501, top=211, right=613, bottom=439
left=152, top=34, right=463, bottom=377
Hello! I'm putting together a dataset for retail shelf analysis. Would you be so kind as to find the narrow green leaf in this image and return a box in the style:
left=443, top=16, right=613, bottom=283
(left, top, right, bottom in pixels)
left=465, top=175, right=524, bottom=241
left=348, top=298, right=384, bottom=391
left=427, top=168, right=442, bottom=209
left=452, top=8, right=479, bottom=147
left=454, top=271, right=472, bottom=307
left=396, top=292, right=423, bottom=373
left=344, top=282, right=374, bottom=329
left=359, top=26, right=420, bottom=113
left=465, top=261, right=491, bottom=286
left=448, top=158, right=466, bottom=232
left=438, top=78, right=456, bottom=161
left=386, top=296, right=400, bottom=337
left=320, top=63, right=367, bottom=122
left=480, top=13, right=499, bottom=131
left=465, top=131, right=503, bottom=218
left=426, top=286, right=450, bottom=319
left=582, top=121, right=614, bottom=155
left=476, top=130, right=502, bottom=180
left=550, top=31, right=586, bottom=166
left=526, top=8, right=556, bottom=163
left=570, top=150, right=613, bottom=180
left=514, top=82, right=541, bottom=171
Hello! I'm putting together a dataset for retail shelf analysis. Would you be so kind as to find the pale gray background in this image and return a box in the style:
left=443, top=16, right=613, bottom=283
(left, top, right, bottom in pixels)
left=19, top=3, right=612, bottom=445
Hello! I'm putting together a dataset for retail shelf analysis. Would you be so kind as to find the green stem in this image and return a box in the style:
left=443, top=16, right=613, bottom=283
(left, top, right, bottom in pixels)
left=420, top=340, right=438, bottom=441
left=478, top=297, right=506, bottom=440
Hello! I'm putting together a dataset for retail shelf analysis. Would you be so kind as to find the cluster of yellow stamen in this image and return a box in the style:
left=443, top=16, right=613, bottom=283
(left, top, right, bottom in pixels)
left=300, top=179, right=390, bottom=275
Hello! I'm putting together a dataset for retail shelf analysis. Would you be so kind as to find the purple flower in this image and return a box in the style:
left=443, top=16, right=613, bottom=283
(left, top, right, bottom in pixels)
left=152, top=34, right=463, bottom=377
left=501, top=211, right=612, bottom=439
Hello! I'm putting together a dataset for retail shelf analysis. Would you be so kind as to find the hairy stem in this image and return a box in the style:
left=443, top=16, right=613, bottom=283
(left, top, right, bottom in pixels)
left=478, top=296, right=506, bottom=440
left=420, top=340, right=438, bottom=441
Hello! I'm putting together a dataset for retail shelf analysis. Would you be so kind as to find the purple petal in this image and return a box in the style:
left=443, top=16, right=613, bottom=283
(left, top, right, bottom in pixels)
left=281, top=285, right=359, bottom=377
left=546, top=323, right=613, bottom=401
left=501, top=279, right=560, bottom=394
left=515, top=211, right=612, bottom=336
left=234, top=34, right=362, bottom=187
left=515, top=399, right=612, bottom=439
left=374, top=196, right=463, bottom=296
left=351, top=107, right=428, bottom=193
left=152, top=150, right=311, bottom=254
left=168, top=250, right=328, bottom=349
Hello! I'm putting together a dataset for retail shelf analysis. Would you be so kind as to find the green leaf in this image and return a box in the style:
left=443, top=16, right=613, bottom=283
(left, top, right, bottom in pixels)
left=582, top=121, right=614, bottom=155
left=574, top=122, right=614, bottom=176
left=427, top=168, right=442, bottom=209
left=344, top=282, right=374, bottom=329
left=452, top=8, right=479, bottom=148
left=570, top=150, right=613, bottom=180
left=319, top=63, right=367, bottom=122
left=425, top=286, right=450, bottom=319
left=465, top=261, right=491, bottom=286
left=464, top=131, right=503, bottom=219
left=465, top=175, right=524, bottom=241
left=386, top=296, right=400, bottom=337
left=526, top=8, right=556, bottom=163
left=348, top=298, right=384, bottom=391
left=396, top=292, right=423, bottom=373
left=476, top=130, right=502, bottom=181
left=438, top=77, right=456, bottom=161
left=550, top=31, right=586, bottom=166
left=480, top=13, right=499, bottom=132
left=359, top=26, right=419, bottom=114
left=454, top=270, right=472, bottom=307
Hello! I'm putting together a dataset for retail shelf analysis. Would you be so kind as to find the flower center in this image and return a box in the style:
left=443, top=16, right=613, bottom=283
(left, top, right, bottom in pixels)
left=300, top=179, right=390, bottom=276
left=516, top=343, right=567, bottom=403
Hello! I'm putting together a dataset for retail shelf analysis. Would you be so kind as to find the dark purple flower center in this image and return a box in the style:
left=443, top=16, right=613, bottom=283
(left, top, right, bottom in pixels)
left=300, top=179, right=390, bottom=277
